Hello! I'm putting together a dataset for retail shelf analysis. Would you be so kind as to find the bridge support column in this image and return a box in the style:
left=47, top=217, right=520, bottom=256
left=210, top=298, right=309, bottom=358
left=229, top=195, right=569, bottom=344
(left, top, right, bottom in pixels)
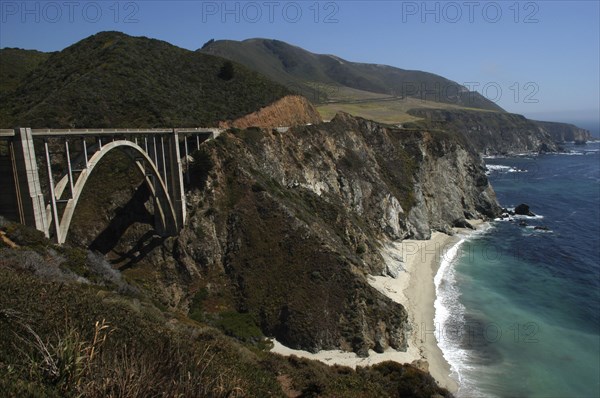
left=43, top=139, right=61, bottom=242
left=10, top=128, right=49, bottom=236
left=168, top=131, right=186, bottom=230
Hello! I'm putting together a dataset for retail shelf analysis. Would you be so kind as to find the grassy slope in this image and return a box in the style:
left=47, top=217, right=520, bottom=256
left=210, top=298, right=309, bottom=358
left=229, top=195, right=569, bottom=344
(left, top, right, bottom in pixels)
left=199, top=38, right=504, bottom=112
left=317, top=95, right=498, bottom=124
left=0, top=222, right=452, bottom=397
left=0, top=32, right=291, bottom=128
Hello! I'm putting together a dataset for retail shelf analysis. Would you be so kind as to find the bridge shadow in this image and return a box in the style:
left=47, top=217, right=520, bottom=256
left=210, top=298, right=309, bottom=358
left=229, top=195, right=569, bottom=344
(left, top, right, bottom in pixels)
left=110, top=231, right=166, bottom=271
left=89, top=182, right=164, bottom=269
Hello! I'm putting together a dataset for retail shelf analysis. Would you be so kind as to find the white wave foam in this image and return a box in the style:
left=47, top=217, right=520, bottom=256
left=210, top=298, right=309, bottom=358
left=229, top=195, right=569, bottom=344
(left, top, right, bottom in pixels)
left=485, top=165, right=528, bottom=175
left=495, top=208, right=544, bottom=222
left=433, top=226, right=493, bottom=397
left=553, top=151, right=585, bottom=156
left=524, top=226, right=553, bottom=233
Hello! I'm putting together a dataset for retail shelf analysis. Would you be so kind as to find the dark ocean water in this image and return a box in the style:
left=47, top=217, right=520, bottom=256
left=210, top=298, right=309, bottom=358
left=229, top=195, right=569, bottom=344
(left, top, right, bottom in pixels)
left=436, top=142, right=600, bottom=397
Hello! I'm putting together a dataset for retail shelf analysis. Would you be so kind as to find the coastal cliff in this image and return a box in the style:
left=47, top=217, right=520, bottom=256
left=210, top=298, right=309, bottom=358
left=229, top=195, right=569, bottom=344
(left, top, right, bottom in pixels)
left=533, top=120, right=593, bottom=143
left=407, top=108, right=560, bottom=155
left=63, top=113, right=499, bottom=358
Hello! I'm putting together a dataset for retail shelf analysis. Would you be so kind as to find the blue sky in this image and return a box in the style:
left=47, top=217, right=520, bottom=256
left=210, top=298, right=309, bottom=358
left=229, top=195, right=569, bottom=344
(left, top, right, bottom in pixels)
left=1, top=1, right=599, bottom=128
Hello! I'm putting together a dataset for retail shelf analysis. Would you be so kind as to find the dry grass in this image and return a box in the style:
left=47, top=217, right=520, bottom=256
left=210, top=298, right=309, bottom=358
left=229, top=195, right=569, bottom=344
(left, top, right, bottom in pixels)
left=1, top=309, right=247, bottom=398
left=317, top=97, right=497, bottom=124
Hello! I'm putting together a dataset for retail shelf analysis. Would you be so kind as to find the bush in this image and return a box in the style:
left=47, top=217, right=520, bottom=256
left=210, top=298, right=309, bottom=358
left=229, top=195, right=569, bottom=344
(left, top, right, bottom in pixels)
left=189, top=149, right=214, bottom=188
left=356, top=243, right=367, bottom=255
left=218, top=61, right=235, bottom=81
left=188, top=288, right=208, bottom=323
left=3, top=223, right=49, bottom=249
left=216, top=312, right=263, bottom=344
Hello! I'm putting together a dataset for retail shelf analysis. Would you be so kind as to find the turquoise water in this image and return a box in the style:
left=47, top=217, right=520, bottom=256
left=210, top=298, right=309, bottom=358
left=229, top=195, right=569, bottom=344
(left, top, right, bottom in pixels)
left=437, top=142, right=600, bottom=397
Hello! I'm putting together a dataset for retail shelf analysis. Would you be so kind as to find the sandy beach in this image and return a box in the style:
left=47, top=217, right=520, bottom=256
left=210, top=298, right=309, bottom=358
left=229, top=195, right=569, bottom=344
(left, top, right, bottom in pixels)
left=271, top=221, right=486, bottom=393
left=371, top=232, right=462, bottom=392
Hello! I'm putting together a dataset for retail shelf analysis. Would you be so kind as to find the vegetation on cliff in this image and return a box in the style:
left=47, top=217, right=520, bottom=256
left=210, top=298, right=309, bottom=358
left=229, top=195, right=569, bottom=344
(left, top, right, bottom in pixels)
left=0, top=106, right=497, bottom=395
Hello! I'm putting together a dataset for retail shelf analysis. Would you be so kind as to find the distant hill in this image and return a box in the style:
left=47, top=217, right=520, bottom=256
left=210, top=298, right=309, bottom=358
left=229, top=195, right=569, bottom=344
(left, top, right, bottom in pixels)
left=199, top=38, right=504, bottom=112
left=0, top=48, right=51, bottom=96
left=0, top=32, right=291, bottom=128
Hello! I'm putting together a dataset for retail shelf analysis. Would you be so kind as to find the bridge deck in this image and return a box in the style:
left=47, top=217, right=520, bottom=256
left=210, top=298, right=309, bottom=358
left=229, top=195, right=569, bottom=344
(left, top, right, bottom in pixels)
left=29, top=127, right=223, bottom=136
left=1, top=128, right=222, bottom=137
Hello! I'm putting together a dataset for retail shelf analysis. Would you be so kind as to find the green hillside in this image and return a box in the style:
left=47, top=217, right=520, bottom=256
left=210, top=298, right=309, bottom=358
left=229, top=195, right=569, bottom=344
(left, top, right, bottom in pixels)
left=0, top=48, right=51, bottom=96
left=0, top=32, right=291, bottom=128
left=199, top=38, right=504, bottom=112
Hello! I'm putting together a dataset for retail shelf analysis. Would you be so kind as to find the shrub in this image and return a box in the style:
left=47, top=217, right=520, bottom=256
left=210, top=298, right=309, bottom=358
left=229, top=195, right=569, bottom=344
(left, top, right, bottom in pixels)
left=3, top=223, right=49, bottom=249
left=216, top=312, right=263, bottom=344
left=218, top=61, right=234, bottom=81
left=356, top=243, right=367, bottom=255
left=189, top=149, right=214, bottom=188
left=4, top=312, right=112, bottom=396
left=188, top=288, right=208, bottom=323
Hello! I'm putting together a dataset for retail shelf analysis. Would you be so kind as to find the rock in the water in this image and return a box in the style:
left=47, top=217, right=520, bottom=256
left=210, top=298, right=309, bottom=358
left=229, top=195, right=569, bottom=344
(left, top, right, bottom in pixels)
left=534, top=225, right=550, bottom=231
left=514, top=203, right=535, bottom=216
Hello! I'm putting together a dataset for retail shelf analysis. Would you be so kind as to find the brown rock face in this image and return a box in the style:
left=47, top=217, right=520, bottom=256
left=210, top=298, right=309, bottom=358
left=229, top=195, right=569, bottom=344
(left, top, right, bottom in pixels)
left=221, top=95, right=322, bottom=129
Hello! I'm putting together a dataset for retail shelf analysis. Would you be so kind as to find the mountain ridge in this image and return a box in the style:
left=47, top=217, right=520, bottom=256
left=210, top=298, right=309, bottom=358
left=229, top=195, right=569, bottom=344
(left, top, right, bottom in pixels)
left=199, top=37, right=594, bottom=148
left=199, top=38, right=505, bottom=112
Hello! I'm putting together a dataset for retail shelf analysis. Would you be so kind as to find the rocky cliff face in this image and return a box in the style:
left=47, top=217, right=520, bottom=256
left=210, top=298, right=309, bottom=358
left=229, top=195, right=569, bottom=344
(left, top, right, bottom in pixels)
left=168, top=113, right=500, bottom=355
left=533, top=120, right=593, bottom=143
left=67, top=112, right=499, bottom=357
left=408, top=109, right=560, bottom=155
left=220, top=95, right=322, bottom=129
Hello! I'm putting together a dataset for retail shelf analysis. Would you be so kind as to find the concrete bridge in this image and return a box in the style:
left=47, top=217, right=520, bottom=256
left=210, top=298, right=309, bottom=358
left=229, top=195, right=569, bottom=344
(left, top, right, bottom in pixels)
left=0, top=127, right=223, bottom=244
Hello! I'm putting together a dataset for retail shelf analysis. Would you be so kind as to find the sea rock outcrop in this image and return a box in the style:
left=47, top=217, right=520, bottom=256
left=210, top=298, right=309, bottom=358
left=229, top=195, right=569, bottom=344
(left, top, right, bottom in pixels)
left=514, top=203, right=535, bottom=216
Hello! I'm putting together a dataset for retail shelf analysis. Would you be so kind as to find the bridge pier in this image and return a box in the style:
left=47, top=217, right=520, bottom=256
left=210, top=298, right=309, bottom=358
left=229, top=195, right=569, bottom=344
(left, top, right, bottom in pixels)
left=43, top=138, right=62, bottom=241
left=2, top=128, right=50, bottom=236
left=168, top=131, right=186, bottom=230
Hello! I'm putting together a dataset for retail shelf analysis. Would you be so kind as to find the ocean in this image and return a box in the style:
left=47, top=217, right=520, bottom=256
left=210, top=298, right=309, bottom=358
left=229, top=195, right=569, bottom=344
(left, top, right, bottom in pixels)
left=436, top=141, right=600, bottom=398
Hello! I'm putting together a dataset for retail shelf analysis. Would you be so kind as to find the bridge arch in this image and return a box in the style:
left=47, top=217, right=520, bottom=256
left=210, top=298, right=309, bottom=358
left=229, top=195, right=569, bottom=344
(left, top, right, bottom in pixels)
left=4, top=127, right=220, bottom=244
left=55, top=140, right=178, bottom=244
